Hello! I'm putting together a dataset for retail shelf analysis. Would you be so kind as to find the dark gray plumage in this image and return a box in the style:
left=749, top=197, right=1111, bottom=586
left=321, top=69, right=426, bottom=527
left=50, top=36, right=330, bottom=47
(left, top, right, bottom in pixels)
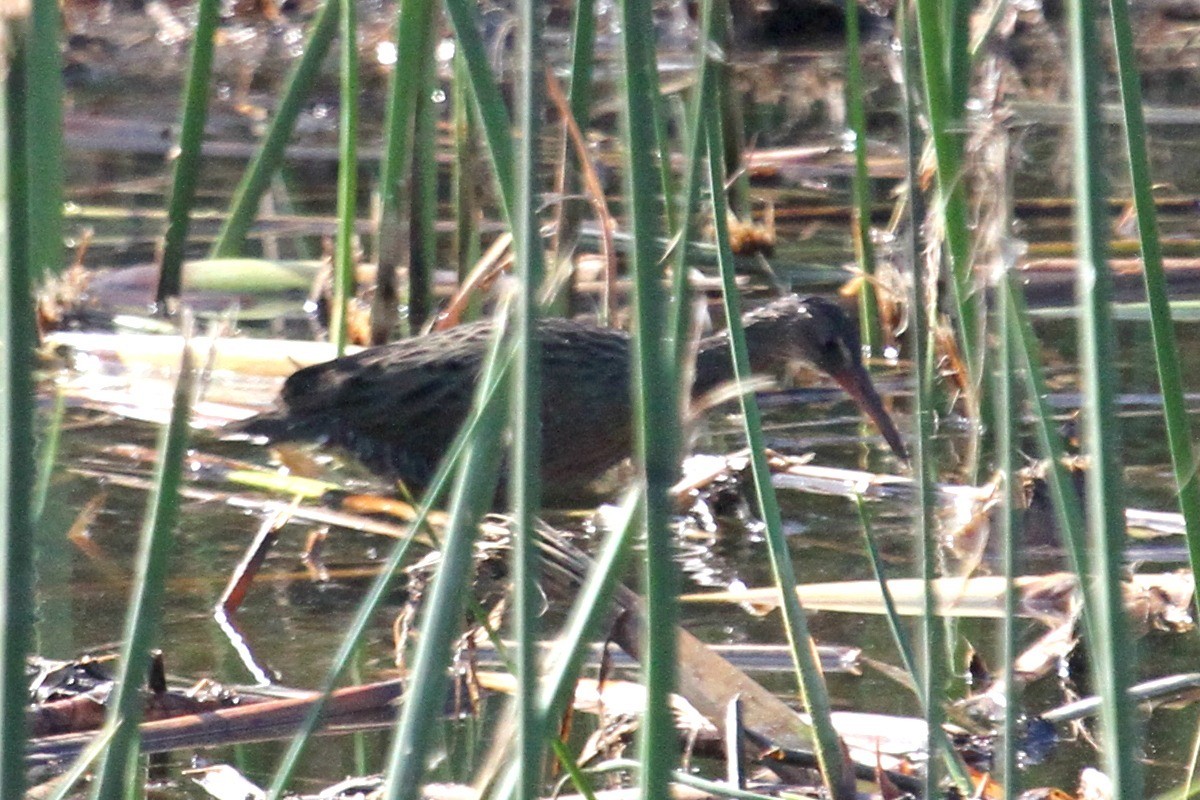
left=234, top=296, right=906, bottom=502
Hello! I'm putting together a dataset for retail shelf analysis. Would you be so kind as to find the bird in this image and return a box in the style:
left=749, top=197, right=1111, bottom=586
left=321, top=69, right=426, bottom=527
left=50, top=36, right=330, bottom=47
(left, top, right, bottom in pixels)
left=233, top=295, right=906, bottom=504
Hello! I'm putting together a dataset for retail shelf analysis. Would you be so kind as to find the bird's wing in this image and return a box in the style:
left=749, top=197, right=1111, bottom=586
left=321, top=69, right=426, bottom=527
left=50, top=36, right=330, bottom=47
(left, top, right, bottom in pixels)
left=277, top=322, right=495, bottom=437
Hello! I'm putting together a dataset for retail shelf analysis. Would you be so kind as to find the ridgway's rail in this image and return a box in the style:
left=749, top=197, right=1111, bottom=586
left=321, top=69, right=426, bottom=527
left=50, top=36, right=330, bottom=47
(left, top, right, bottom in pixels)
left=233, top=295, right=907, bottom=503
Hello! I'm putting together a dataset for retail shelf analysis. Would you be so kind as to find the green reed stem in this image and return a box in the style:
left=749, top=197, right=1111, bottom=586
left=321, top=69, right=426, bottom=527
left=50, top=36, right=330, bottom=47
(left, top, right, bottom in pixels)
left=1003, top=278, right=1091, bottom=583
left=706, top=115, right=851, bottom=800
left=264, top=308, right=517, bottom=799
left=211, top=0, right=338, bottom=257
left=616, top=1, right=679, bottom=798
left=491, top=492, right=641, bottom=800
left=90, top=345, right=194, bottom=799
left=669, top=0, right=716, bottom=368
left=550, top=739, right=600, bottom=800
left=911, top=0, right=981, bottom=394
left=651, top=88, right=677, bottom=238
left=32, top=388, right=64, bottom=525
left=444, top=0, right=515, bottom=218
left=511, top=0, right=545, bottom=795
left=0, top=28, right=35, bottom=793
left=566, top=0, right=597, bottom=165
left=452, top=51, right=480, bottom=319
left=866, top=501, right=985, bottom=793
left=944, top=0, right=971, bottom=113
left=376, top=0, right=436, bottom=338
left=1065, top=0, right=1141, bottom=789
left=537, top=494, right=639, bottom=721
left=46, top=726, right=117, bottom=800
left=713, top=0, right=750, bottom=221
left=23, top=0, right=63, bottom=279
left=378, top=0, right=435, bottom=223
left=898, top=4, right=944, bottom=794
left=997, top=283, right=1020, bottom=800
left=843, top=0, right=880, bottom=352
left=408, top=60, right=438, bottom=333
left=330, top=0, right=359, bottom=354
left=855, top=497, right=916, bottom=678
left=381, top=339, right=509, bottom=800
left=158, top=0, right=220, bottom=305
left=443, top=0, right=543, bottom=317
left=1108, top=0, right=1200, bottom=590
left=553, top=0, right=597, bottom=289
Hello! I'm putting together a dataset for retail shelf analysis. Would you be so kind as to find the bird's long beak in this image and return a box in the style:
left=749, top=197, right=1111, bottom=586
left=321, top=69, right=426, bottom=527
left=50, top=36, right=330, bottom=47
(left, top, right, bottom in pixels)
left=832, top=365, right=908, bottom=462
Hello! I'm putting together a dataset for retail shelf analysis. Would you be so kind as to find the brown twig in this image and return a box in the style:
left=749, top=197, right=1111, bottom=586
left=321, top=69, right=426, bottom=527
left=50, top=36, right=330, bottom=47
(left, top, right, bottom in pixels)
left=429, top=232, right=514, bottom=332
left=544, top=66, right=618, bottom=323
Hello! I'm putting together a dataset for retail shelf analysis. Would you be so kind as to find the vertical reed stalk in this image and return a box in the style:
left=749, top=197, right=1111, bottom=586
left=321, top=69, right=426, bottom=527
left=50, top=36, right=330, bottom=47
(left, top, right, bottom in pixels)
left=381, top=325, right=509, bottom=800
left=263, top=375, right=506, bottom=796
left=651, top=90, right=677, bottom=238
left=1003, top=278, right=1092, bottom=587
left=0, top=18, right=36, bottom=793
left=408, top=59, right=438, bottom=332
left=538, top=494, right=639, bottom=724
left=854, top=498, right=972, bottom=792
left=616, top=1, right=679, bottom=797
left=490, top=493, right=641, bottom=800
left=669, top=0, right=716, bottom=366
left=376, top=0, right=436, bottom=339
left=452, top=51, right=480, bottom=320
left=997, top=284, right=1019, bottom=800
left=33, top=391, right=71, bottom=659
left=911, top=0, right=981, bottom=392
left=511, top=0, right=544, bottom=795
left=944, top=0, right=971, bottom=112
left=565, top=0, right=596, bottom=179
left=211, top=0, right=339, bottom=257
left=90, top=345, right=194, bottom=799
left=1108, top=0, right=1200, bottom=582
left=443, top=0, right=514, bottom=218
left=442, top=0, right=550, bottom=304
left=330, top=0, right=359, bottom=354
left=1065, top=0, right=1141, bottom=792
left=24, top=0, right=63, bottom=279
left=843, top=0, right=881, bottom=351
left=706, top=111, right=852, bottom=800
left=32, top=366, right=64, bottom=524
left=550, top=0, right=596, bottom=314
left=711, top=0, right=747, bottom=219
left=158, top=0, right=221, bottom=305
left=898, top=3, right=944, bottom=794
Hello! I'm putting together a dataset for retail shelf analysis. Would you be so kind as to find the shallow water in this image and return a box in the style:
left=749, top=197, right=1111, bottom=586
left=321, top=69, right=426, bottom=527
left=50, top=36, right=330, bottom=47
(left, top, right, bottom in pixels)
left=37, top=2, right=1200, bottom=796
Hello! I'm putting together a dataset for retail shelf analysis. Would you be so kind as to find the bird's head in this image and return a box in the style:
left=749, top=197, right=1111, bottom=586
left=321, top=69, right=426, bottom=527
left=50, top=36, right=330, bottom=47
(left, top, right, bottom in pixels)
left=743, top=295, right=908, bottom=461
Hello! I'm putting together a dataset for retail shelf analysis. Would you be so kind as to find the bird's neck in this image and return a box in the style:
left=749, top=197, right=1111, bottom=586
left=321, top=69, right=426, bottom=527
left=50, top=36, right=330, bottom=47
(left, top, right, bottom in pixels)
left=692, top=325, right=785, bottom=396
